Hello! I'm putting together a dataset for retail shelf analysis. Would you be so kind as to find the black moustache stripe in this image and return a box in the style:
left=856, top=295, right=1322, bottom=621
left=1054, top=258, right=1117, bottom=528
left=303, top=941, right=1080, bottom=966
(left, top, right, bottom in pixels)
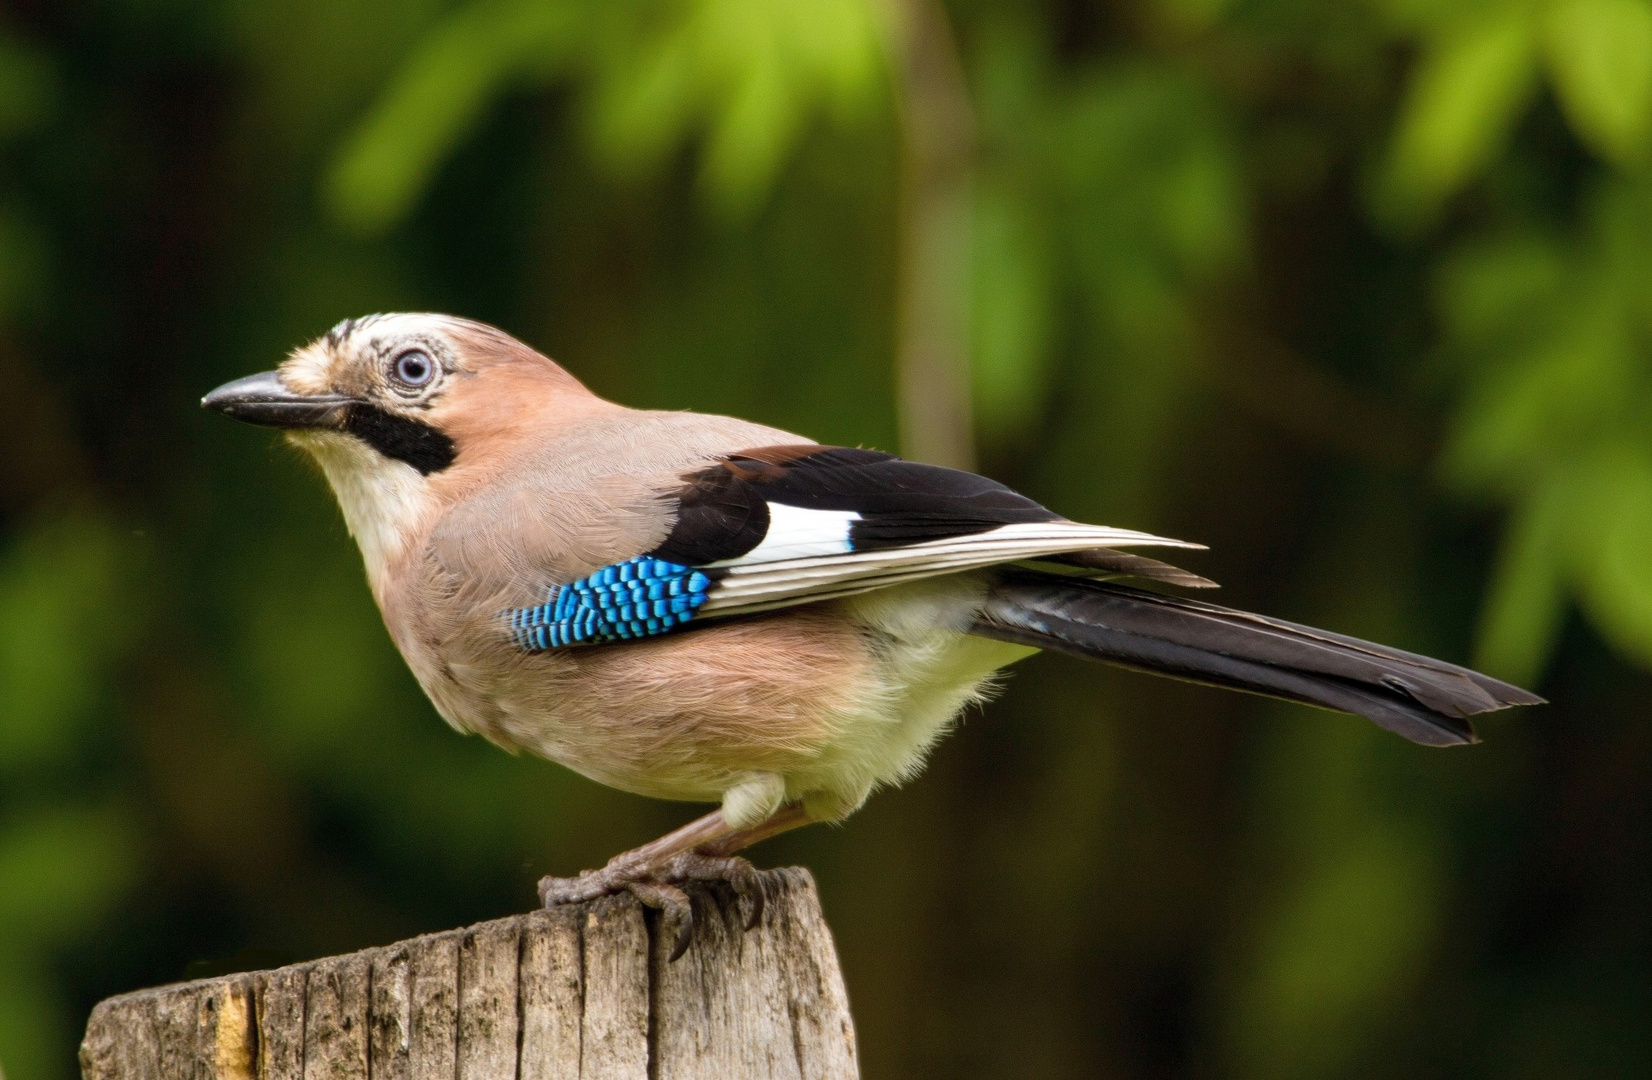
left=342, top=404, right=457, bottom=475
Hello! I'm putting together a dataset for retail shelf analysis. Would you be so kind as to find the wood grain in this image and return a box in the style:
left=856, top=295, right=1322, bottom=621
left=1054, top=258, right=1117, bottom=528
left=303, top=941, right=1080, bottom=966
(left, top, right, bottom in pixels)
left=80, top=868, right=857, bottom=1080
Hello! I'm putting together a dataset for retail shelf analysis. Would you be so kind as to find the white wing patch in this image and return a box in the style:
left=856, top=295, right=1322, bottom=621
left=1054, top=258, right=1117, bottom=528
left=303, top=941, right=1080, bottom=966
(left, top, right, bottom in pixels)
left=711, top=502, right=861, bottom=565
left=701, top=520, right=1199, bottom=617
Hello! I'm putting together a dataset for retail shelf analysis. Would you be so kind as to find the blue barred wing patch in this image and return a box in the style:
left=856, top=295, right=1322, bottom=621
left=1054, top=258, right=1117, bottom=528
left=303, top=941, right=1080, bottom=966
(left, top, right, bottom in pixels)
left=507, top=557, right=714, bottom=650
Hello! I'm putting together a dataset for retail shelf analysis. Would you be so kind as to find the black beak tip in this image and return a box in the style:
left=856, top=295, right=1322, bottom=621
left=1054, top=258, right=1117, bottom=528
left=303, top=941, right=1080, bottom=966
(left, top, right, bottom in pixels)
left=202, top=371, right=350, bottom=429
left=203, top=371, right=280, bottom=412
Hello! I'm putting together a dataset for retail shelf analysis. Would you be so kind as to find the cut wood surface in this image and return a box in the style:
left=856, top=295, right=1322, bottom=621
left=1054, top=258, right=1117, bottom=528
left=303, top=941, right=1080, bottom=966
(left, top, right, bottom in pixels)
left=80, top=867, right=857, bottom=1080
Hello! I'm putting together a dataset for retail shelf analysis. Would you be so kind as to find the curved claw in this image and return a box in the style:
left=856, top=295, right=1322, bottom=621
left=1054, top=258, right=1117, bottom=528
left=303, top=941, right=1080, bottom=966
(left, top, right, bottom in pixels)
left=625, top=879, right=695, bottom=960
left=670, top=908, right=695, bottom=961
left=740, top=878, right=765, bottom=931
left=656, top=851, right=766, bottom=931
left=730, top=865, right=765, bottom=930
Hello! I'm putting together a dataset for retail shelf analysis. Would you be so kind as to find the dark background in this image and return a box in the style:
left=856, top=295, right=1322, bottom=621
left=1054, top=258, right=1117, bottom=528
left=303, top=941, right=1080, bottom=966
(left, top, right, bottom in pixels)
left=1, top=1, right=1650, bottom=1077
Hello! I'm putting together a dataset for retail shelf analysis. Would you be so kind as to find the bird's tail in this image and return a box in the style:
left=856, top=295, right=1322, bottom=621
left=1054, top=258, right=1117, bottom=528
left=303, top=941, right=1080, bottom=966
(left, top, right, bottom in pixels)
left=971, top=570, right=1543, bottom=746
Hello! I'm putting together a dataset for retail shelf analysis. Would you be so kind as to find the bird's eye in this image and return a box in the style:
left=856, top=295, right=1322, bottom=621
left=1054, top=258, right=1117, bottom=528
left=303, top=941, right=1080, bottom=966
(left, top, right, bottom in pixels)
left=391, top=349, right=435, bottom=388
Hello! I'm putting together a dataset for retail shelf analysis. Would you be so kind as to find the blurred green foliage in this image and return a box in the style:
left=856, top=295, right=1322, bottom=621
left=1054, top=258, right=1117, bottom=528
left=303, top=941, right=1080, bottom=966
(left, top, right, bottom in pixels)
left=0, top=0, right=1650, bottom=1077
left=325, top=0, right=884, bottom=227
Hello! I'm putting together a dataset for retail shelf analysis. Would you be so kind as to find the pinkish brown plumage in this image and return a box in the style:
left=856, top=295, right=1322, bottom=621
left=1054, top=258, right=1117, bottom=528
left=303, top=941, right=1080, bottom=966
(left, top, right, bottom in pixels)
left=203, top=313, right=1542, bottom=956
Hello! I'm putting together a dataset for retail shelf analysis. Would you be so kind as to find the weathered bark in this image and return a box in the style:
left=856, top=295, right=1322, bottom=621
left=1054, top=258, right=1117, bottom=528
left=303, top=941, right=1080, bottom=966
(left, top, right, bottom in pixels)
left=80, top=867, right=856, bottom=1080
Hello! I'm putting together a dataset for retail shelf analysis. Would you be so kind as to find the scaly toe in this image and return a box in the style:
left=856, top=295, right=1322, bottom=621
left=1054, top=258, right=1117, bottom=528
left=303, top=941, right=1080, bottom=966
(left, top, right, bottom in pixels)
left=538, top=865, right=598, bottom=911
left=537, top=848, right=765, bottom=958
left=538, top=868, right=614, bottom=908
left=656, top=851, right=767, bottom=931
left=539, top=864, right=701, bottom=960
left=538, top=853, right=651, bottom=908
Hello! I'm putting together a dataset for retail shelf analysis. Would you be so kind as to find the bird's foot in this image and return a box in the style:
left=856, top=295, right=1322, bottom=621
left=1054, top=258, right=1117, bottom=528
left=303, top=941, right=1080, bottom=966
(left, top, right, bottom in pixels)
left=538, top=850, right=765, bottom=961
left=656, top=850, right=767, bottom=930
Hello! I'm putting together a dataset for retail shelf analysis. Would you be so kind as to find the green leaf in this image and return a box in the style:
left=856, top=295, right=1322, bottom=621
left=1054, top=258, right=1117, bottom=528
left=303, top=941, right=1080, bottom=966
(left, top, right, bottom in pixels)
left=0, top=514, right=129, bottom=769
left=1544, top=0, right=1652, bottom=166
left=1442, top=297, right=1632, bottom=490
left=695, top=0, right=882, bottom=214
left=324, top=0, right=580, bottom=234
left=0, top=33, right=55, bottom=143
left=243, top=553, right=400, bottom=759
left=1574, top=444, right=1652, bottom=667
left=1375, top=5, right=1539, bottom=229
left=1433, top=231, right=1566, bottom=349
left=1153, top=0, right=1236, bottom=33
left=1589, top=174, right=1652, bottom=305
left=1055, top=66, right=1244, bottom=289
left=971, top=185, right=1053, bottom=443
left=0, top=970, right=65, bottom=1080
left=0, top=198, right=49, bottom=325
left=0, top=805, right=136, bottom=955
left=701, top=40, right=799, bottom=216
left=583, top=8, right=702, bottom=179
left=1474, top=474, right=1570, bottom=684
left=1161, top=131, right=1247, bottom=278
left=585, top=0, right=883, bottom=217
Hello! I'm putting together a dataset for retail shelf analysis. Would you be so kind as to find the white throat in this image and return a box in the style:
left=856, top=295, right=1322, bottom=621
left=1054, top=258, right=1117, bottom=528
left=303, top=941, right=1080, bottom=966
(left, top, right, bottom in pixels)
left=295, top=432, right=436, bottom=588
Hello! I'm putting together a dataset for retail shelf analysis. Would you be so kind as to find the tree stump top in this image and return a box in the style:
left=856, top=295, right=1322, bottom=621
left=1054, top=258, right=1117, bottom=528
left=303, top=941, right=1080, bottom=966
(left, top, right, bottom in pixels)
left=80, top=867, right=857, bottom=1080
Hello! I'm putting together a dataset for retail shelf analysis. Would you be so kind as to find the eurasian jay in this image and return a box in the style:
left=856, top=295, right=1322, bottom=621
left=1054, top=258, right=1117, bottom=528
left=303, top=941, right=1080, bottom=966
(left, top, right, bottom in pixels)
left=204, top=313, right=1541, bottom=956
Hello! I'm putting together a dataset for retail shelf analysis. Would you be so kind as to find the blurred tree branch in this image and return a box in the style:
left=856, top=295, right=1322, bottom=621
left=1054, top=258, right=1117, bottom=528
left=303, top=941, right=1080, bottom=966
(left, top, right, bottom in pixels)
left=883, top=0, right=976, bottom=470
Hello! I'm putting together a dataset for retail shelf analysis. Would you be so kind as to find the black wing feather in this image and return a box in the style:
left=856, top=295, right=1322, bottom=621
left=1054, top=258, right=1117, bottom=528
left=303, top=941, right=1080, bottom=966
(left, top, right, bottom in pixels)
left=650, top=445, right=1060, bottom=565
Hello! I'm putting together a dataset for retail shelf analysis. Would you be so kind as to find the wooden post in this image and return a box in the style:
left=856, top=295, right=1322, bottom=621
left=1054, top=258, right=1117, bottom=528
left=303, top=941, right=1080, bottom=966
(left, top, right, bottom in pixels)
left=80, top=867, right=857, bottom=1080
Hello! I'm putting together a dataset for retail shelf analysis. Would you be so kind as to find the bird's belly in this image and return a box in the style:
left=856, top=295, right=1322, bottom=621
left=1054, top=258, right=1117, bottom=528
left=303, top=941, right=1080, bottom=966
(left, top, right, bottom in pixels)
left=432, top=604, right=882, bottom=803
left=780, top=630, right=1034, bottom=817
left=423, top=578, right=1036, bottom=813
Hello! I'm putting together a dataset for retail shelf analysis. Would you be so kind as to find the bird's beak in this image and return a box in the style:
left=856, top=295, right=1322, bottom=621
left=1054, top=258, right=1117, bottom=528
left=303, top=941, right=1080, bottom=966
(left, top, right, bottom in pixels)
left=201, top=371, right=353, bottom=429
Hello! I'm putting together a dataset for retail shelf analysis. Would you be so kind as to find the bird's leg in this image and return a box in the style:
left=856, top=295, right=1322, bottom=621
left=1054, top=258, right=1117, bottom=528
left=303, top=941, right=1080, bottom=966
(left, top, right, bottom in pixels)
left=702, top=799, right=814, bottom=856
left=644, top=800, right=818, bottom=940
left=538, top=808, right=735, bottom=907
left=538, top=802, right=818, bottom=960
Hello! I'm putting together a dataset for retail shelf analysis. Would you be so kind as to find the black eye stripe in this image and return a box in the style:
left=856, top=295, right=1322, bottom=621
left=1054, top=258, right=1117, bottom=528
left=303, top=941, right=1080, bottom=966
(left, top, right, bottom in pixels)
left=342, top=404, right=456, bottom=474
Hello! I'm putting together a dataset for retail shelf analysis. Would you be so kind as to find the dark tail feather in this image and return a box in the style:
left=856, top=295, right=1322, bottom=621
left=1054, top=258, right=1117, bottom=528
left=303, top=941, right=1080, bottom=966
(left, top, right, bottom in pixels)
left=972, top=571, right=1544, bottom=747
left=1040, top=547, right=1220, bottom=589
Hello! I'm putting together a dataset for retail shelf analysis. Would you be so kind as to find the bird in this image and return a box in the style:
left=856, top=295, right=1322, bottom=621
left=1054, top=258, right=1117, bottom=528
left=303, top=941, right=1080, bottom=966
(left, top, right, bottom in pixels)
left=204, top=313, right=1542, bottom=957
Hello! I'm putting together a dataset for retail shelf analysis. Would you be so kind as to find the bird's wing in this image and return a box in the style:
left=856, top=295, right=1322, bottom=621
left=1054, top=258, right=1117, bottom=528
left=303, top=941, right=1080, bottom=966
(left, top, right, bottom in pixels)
left=505, top=445, right=1202, bottom=649
left=677, top=447, right=1202, bottom=615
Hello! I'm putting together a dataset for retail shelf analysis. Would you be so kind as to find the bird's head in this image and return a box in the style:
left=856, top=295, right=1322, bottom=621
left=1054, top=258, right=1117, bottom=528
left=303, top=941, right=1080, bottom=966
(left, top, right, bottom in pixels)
left=203, top=313, right=608, bottom=582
